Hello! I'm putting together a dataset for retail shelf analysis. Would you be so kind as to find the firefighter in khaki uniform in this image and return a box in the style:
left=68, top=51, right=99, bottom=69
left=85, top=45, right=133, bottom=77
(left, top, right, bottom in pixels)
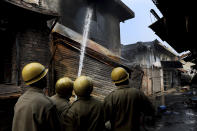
left=103, top=67, right=155, bottom=131
left=62, top=76, right=105, bottom=131
left=51, top=77, right=73, bottom=116
left=12, top=62, right=61, bottom=131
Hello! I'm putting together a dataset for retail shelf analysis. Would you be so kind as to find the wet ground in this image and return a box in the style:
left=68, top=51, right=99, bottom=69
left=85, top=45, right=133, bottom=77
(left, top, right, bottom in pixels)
left=147, top=91, right=197, bottom=131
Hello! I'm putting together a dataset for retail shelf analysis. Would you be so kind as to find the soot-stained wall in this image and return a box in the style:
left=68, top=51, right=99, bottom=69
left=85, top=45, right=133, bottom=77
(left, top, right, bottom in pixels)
left=43, top=0, right=122, bottom=55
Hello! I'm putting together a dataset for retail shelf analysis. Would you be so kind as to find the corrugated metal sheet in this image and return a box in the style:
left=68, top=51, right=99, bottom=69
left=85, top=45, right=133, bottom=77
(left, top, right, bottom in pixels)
left=54, top=43, right=116, bottom=100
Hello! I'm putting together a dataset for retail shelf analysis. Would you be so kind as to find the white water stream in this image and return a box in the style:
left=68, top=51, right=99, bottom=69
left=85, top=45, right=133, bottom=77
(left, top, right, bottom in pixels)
left=77, top=8, right=93, bottom=77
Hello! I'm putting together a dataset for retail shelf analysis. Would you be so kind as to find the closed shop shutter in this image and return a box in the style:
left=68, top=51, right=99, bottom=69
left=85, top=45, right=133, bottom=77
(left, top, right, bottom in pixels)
left=54, top=43, right=116, bottom=100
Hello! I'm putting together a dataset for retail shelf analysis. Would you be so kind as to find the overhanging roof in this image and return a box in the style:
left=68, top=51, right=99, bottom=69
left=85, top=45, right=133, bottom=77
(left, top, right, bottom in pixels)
left=115, top=0, right=135, bottom=21
left=150, top=0, right=195, bottom=53
left=152, top=0, right=193, bottom=16
left=122, top=39, right=178, bottom=58
left=99, top=0, right=134, bottom=22
left=52, top=23, right=130, bottom=70
left=154, top=40, right=178, bottom=56
left=149, top=17, right=192, bottom=53
left=1, top=0, right=59, bottom=19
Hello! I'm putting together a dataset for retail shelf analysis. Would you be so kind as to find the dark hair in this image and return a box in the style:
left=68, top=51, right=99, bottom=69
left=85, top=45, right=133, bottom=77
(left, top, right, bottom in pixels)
left=115, top=79, right=129, bottom=86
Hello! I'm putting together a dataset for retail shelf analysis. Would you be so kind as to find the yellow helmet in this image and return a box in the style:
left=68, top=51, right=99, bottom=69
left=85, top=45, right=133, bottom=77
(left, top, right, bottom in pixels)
left=22, top=62, right=48, bottom=85
left=111, top=67, right=129, bottom=84
left=55, top=77, right=73, bottom=97
left=73, top=76, right=93, bottom=97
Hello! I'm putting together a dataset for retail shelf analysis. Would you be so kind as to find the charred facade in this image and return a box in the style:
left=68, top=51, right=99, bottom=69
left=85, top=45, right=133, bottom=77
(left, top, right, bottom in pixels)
left=0, top=1, right=134, bottom=130
left=121, top=40, right=182, bottom=95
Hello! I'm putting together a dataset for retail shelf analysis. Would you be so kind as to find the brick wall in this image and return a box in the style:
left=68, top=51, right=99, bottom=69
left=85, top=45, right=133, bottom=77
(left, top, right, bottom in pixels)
left=12, top=24, right=52, bottom=88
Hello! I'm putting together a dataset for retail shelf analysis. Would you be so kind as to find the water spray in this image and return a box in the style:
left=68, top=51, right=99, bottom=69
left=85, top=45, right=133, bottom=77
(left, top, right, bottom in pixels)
left=77, top=7, right=93, bottom=77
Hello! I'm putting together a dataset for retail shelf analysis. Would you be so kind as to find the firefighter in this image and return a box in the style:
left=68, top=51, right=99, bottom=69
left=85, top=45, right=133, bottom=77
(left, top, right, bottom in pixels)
left=51, top=77, right=73, bottom=116
left=61, top=76, right=105, bottom=131
left=12, top=62, right=61, bottom=131
left=103, top=67, right=155, bottom=131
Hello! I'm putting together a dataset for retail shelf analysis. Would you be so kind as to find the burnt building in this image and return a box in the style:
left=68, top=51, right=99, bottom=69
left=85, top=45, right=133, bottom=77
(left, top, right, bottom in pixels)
left=0, top=0, right=58, bottom=130
left=0, top=0, right=134, bottom=130
left=51, top=23, right=132, bottom=99
left=149, top=0, right=196, bottom=66
left=45, top=0, right=134, bottom=97
left=0, top=0, right=134, bottom=99
left=121, top=40, right=182, bottom=96
left=43, top=0, right=134, bottom=55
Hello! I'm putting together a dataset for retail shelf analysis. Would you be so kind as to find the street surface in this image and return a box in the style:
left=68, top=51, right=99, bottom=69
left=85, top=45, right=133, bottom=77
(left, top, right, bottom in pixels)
left=148, top=91, right=197, bottom=131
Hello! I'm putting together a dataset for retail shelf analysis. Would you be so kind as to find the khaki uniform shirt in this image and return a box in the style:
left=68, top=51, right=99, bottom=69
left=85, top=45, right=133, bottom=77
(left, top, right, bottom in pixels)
left=12, top=87, right=61, bottom=131
left=61, top=96, right=105, bottom=131
left=103, top=85, right=155, bottom=131
left=50, top=94, right=70, bottom=116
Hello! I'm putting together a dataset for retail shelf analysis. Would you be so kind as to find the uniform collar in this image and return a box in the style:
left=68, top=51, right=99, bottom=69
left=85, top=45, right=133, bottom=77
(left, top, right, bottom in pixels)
left=117, top=85, right=130, bottom=89
left=28, top=87, right=44, bottom=93
left=77, top=96, right=91, bottom=100
left=56, top=94, right=70, bottom=101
